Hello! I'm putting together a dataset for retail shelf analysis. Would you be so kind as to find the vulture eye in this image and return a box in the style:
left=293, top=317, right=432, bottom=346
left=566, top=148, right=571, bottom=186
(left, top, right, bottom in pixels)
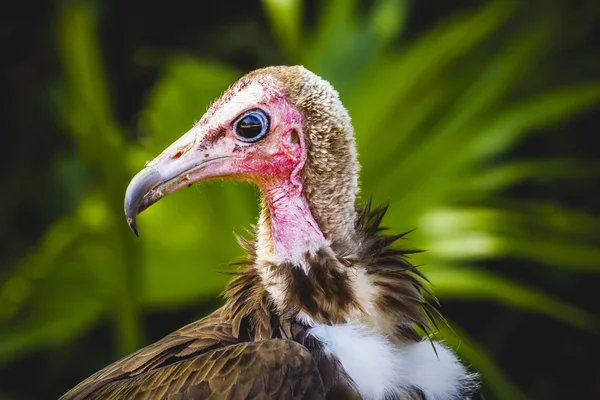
left=233, top=109, right=270, bottom=142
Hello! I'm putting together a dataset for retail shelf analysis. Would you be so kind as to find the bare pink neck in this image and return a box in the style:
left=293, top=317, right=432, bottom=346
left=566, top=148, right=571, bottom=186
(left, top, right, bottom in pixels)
left=258, top=179, right=328, bottom=264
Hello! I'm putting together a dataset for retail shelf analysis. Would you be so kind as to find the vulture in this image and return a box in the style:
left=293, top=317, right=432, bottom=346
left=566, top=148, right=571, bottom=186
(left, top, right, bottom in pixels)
left=61, top=66, right=478, bottom=399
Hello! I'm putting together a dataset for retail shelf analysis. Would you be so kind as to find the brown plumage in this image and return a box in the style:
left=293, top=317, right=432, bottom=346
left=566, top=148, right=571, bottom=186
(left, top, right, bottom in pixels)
left=62, top=66, right=479, bottom=399
left=61, top=204, right=430, bottom=399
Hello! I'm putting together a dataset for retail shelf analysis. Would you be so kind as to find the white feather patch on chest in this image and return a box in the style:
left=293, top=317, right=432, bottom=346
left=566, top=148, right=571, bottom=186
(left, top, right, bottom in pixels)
left=309, top=323, right=476, bottom=400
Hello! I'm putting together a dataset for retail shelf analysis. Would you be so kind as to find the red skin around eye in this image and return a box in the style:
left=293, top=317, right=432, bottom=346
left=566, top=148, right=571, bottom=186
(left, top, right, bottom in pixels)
left=221, top=96, right=327, bottom=261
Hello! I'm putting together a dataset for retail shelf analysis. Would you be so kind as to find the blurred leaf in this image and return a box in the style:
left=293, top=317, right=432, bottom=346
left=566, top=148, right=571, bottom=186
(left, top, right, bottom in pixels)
left=466, top=85, right=600, bottom=162
left=461, top=159, right=600, bottom=193
left=434, top=320, right=530, bottom=400
left=420, top=204, right=600, bottom=243
left=139, top=182, right=257, bottom=307
left=57, top=1, right=141, bottom=355
left=377, top=10, right=556, bottom=201
left=0, top=229, right=105, bottom=363
left=0, top=258, right=105, bottom=365
left=367, top=0, right=407, bottom=49
left=142, top=57, right=241, bottom=151
left=0, top=194, right=126, bottom=363
left=262, top=0, right=303, bottom=60
left=426, top=266, right=600, bottom=331
left=419, top=206, right=600, bottom=271
left=506, top=236, right=600, bottom=272
left=57, top=1, right=122, bottom=175
left=0, top=217, right=83, bottom=323
left=309, top=0, right=358, bottom=63
left=352, top=0, right=515, bottom=160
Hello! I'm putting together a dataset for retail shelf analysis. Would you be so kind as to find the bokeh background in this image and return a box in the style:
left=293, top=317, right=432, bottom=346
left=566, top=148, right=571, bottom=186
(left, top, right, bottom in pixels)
left=1, top=0, right=599, bottom=399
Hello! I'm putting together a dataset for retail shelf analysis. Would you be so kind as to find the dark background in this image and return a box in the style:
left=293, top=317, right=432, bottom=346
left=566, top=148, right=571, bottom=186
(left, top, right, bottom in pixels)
left=1, top=1, right=599, bottom=399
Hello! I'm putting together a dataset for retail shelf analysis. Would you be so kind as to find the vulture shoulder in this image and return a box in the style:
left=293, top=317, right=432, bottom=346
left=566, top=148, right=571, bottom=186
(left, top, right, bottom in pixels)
left=59, top=308, right=325, bottom=400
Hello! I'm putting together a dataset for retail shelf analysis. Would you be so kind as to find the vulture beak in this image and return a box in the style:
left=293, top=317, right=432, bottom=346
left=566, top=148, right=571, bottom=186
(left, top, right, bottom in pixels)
left=124, top=125, right=238, bottom=236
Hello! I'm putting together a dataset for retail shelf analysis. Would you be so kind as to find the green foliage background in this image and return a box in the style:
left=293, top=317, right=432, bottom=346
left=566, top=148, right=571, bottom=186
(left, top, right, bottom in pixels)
left=1, top=0, right=599, bottom=399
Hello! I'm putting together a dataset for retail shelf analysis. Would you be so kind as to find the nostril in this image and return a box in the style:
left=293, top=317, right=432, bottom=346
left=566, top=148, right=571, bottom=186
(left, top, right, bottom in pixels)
left=172, top=151, right=183, bottom=159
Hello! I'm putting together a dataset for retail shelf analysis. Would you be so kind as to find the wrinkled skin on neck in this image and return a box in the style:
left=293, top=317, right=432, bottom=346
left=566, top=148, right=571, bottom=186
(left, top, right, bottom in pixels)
left=259, top=179, right=328, bottom=263
left=232, top=88, right=329, bottom=264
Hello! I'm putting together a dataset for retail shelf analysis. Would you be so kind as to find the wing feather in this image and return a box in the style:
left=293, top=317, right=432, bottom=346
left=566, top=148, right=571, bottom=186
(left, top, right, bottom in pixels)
left=60, top=307, right=324, bottom=400
left=65, top=340, right=323, bottom=400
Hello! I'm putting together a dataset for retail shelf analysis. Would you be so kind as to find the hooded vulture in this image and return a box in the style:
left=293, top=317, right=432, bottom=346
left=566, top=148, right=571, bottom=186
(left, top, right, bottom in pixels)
left=60, top=66, right=479, bottom=399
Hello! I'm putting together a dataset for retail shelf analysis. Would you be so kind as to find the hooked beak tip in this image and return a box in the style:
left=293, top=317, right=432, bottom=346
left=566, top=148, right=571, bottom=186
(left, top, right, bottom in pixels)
left=127, top=217, right=139, bottom=237
left=124, top=167, right=163, bottom=237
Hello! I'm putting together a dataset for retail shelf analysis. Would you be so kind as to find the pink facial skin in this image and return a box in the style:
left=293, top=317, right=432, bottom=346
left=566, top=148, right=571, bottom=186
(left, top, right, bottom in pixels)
left=231, top=96, right=328, bottom=261
left=142, top=79, right=327, bottom=263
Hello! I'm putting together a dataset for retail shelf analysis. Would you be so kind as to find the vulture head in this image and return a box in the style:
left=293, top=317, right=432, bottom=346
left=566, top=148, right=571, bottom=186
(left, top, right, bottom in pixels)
left=126, top=66, right=358, bottom=264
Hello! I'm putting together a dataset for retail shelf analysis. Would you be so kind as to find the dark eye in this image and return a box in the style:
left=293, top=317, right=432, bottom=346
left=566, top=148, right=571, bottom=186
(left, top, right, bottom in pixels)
left=233, top=109, right=270, bottom=142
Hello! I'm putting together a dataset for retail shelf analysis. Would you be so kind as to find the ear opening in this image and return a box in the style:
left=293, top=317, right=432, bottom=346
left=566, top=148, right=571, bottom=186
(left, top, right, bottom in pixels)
left=290, top=129, right=300, bottom=145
